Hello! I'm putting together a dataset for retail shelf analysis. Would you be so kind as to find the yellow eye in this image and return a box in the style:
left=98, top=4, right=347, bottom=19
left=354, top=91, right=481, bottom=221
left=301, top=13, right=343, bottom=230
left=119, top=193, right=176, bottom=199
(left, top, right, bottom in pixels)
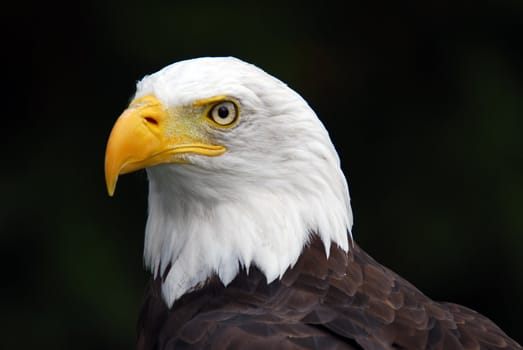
left=209, top=101, right=238, bottom=126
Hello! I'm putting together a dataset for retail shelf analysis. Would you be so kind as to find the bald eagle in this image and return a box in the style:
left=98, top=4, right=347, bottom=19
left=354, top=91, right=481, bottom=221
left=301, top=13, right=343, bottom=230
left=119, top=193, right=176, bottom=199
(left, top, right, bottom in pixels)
left=105, top=57, right=521, bottom=350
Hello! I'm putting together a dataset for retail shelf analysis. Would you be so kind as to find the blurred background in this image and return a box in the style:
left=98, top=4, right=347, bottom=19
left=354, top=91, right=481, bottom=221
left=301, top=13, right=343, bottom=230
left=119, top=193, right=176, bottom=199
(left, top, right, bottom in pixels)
left=2, top=0, right=522, bottom=348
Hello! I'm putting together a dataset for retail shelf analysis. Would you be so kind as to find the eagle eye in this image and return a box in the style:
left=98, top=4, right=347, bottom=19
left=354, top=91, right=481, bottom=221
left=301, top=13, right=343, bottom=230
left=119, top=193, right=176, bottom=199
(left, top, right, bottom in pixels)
left=209, top=101, right=238, bottom=126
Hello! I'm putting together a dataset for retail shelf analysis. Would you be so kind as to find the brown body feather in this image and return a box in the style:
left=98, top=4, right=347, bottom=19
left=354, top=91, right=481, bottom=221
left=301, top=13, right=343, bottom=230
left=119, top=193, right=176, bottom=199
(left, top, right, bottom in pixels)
left=137, top=236, right=521, bottom=350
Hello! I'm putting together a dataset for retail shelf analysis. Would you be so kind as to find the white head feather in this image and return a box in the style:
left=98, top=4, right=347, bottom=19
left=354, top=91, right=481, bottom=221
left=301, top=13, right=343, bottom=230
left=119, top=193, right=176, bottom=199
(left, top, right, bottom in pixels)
left=133, top=57, right=353, bottom=307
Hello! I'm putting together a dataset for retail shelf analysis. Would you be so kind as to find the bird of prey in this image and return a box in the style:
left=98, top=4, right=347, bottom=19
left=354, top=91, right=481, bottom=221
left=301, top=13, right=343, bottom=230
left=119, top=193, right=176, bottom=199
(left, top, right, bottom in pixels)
left=104, top=57, right=521, bottom=350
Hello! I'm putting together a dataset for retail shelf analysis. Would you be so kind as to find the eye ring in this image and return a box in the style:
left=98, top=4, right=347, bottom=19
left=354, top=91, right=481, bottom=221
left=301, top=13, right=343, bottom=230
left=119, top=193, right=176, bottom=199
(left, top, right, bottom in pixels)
left=209, top=101, right=238, bottom=126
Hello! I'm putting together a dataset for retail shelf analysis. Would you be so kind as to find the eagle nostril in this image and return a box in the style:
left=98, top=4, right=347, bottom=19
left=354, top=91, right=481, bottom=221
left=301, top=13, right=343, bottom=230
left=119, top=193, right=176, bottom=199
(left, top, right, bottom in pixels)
left=144, top=116, right=159, bottom=126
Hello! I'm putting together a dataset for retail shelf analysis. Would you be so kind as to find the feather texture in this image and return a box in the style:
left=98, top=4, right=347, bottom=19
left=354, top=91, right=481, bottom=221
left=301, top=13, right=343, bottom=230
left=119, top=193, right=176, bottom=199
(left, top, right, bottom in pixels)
left=137, top=236, right=521, bottom=350
left=137, top=57, right=353, bottom=306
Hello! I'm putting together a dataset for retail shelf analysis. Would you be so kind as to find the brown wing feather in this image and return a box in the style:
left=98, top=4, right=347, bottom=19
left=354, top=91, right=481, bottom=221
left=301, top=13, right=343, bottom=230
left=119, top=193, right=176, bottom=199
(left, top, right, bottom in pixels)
left=137, top=236, right=521, bottom=350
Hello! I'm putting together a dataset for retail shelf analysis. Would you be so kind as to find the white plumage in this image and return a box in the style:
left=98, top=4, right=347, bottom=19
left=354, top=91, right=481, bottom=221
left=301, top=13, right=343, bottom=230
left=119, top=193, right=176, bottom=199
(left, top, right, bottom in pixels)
left=133, top=57, right=353, bottom=306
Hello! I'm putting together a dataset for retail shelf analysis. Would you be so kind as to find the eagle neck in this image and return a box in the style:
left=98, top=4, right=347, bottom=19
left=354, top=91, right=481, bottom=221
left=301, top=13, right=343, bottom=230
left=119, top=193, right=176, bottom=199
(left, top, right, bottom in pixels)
left=144, top=160, right=352, bottom=307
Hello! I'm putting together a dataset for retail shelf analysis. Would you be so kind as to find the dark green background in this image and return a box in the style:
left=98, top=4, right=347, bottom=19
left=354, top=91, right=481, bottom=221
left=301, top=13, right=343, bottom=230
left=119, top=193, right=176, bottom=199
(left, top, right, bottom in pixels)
left=3, top=0, right=522, bottom=348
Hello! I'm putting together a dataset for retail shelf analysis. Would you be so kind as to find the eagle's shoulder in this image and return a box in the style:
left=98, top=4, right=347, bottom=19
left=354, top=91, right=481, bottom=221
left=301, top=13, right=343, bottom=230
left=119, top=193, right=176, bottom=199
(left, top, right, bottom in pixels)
left=137, top=236, right=521, bottom=350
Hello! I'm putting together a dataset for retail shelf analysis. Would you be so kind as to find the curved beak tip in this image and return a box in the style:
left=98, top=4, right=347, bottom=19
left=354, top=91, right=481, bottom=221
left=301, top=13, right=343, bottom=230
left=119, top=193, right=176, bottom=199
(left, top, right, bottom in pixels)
left=105, top=168, right=117, bottom=197
left=105, top=151, right=119, bottom=197
left=107, top=183, right=116, bottom=197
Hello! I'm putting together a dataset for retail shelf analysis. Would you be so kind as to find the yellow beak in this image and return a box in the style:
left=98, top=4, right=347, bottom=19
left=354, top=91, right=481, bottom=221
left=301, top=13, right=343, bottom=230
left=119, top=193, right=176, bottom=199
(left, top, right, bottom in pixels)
left=104, top=95, right=226, bottom=196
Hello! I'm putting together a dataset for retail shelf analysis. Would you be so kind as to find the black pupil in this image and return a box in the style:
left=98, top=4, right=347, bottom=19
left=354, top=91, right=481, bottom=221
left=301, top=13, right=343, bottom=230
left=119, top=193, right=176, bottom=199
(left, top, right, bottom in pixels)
left=217, top=105, right=229, bottom=119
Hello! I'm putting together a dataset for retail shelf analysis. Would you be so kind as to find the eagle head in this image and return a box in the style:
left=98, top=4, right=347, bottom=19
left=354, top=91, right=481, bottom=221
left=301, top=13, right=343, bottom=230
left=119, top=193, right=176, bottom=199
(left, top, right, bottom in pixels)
left=105, top=57, right=353, bottom=306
